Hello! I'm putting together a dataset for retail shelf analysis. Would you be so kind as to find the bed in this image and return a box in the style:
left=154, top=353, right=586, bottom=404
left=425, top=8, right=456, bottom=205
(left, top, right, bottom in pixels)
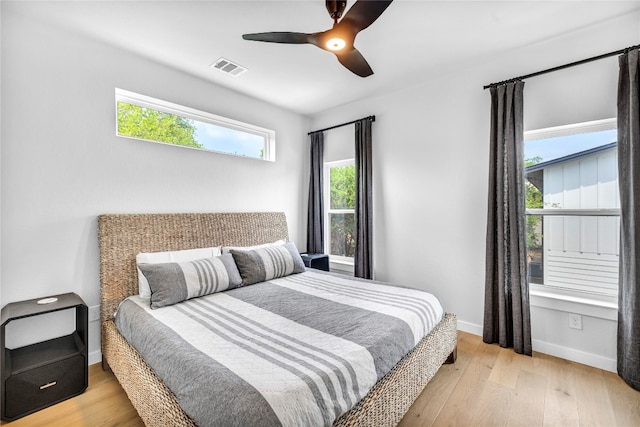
left=99, top=212, right=457, bottom=427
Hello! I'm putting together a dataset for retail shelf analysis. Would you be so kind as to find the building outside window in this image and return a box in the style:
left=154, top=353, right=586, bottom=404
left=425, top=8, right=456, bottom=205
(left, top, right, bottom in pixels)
left=324, top=159, right=355, bottom=265
left=524, top=119, right=619, bottom=304
left=115, top=88, right=275, bottom=161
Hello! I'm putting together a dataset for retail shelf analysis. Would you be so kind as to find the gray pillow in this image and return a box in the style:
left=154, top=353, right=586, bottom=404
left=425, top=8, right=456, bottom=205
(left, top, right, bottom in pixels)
left=231, top=241, right=306, bottom=286
left=139, top=253, right=242, bottom=309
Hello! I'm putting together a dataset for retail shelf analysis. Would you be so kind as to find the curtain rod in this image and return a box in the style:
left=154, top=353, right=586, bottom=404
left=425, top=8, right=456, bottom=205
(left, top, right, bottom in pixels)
left=484, top=43, right=640, bottom=90
left=308, top=115, right=375, bottom=135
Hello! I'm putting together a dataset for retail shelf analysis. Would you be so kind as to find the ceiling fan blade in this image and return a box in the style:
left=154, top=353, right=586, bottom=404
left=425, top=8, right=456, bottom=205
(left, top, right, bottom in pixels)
left=242, top=2, right=391, bottom=78
left=340, top=0, right=393, bottom=33
left=242, top=32, right=313, bottom=44
left=335, top=47, right=374, bottom=77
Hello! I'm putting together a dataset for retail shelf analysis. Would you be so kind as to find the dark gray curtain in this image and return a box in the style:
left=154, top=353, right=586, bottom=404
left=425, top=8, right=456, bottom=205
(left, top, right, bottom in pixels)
left=307, top=131, right=324, bottom=254
left=354, top=119, right=373, bottom=279
left=617, top=48, right=640, bottom=391
left=483, top=81, right=532, bottom=356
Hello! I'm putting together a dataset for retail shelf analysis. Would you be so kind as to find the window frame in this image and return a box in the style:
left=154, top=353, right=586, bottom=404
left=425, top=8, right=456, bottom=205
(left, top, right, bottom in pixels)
left=324, top=159, right=356, bottom=267
left=115, top=88, right=276, bottom=161
left=524, top=118, right=619, bottom=315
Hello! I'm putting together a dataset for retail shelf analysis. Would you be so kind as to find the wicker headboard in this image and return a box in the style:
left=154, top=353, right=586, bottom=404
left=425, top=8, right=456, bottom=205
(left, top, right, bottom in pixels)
left=98, top=212, right=289, bottom=323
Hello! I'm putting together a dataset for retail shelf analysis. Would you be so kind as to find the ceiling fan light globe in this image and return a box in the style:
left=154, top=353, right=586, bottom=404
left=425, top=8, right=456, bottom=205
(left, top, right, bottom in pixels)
left=326, top=38, right=346, bottom=51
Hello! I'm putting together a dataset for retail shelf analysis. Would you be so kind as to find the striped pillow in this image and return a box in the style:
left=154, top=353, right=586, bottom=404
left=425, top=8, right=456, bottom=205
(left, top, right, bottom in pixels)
left=231, top=241, right=306, bottom=286
left=136, top=246, right=222, bottom=299
left=139, top=253, right=242, bottom=309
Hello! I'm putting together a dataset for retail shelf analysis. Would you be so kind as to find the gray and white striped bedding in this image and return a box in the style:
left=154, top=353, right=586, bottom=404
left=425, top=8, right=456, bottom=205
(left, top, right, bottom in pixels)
left=115, top=270, right=444, bottom=427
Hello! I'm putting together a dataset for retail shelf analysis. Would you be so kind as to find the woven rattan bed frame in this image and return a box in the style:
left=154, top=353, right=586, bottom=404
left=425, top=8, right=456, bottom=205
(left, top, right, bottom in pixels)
left=98, top=212, right=457, bottom=427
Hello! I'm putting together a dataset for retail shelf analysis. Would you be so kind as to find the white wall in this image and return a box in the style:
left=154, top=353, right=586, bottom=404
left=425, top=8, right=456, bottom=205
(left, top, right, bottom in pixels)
left=324, top=125, right=354, bottom=163
left=310, top=12, right=639, bottom=371
left=0, top=3, right=3, bottom=309
left=0, top=5, right=309, bottom=363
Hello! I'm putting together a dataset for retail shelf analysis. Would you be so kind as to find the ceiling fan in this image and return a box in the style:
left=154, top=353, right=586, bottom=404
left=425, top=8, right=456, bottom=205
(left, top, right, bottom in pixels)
left=242, top=0, right=394, bottom=77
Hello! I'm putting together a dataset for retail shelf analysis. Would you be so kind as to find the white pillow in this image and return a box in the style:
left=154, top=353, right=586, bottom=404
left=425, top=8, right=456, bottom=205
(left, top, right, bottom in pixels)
left=221, top=239, right=286, bottom=254
left=136, top=246, right=222, bottom=298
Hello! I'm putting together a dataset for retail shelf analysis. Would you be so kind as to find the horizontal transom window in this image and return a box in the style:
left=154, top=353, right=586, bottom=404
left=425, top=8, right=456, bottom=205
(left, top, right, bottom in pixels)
left=115, top=88, right=275, bottom=161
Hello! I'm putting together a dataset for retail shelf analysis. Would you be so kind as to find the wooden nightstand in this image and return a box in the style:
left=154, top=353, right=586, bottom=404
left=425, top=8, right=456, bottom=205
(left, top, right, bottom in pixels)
left=1, top=293, right=88, bottom=421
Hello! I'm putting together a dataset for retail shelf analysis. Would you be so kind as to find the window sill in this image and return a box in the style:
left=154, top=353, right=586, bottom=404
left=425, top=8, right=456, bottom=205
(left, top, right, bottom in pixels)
left=329, top=257, right=354, bottom=274
left=529, top=284, right=617, bottom=321
left=330, top=258, right=353, bottom=266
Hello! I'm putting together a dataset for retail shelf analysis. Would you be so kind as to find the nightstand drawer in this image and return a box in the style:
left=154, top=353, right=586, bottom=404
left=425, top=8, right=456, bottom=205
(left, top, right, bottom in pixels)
left=4, top=354, right=86, bottom=420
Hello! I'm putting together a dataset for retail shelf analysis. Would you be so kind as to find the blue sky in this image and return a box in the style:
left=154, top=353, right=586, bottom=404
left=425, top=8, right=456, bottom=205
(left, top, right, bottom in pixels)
left=524, top=129, right=617, bottom=163
left=194, top=121, right=264, bottom=159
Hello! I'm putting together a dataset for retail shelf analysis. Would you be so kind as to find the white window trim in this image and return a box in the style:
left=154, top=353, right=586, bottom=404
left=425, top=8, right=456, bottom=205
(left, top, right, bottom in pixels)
left=329, top=258, right=355, bottom=275
left=115, top=88, right=276, bottom=161
left=525, top=118, right=618, bottom=320
left=324, top=159, right=355, bottom=266
left=526, top=208, right=620, bottom=216
left=529, top=285, right=618, bottom=321
left=525, top=118, right=616, bottom=141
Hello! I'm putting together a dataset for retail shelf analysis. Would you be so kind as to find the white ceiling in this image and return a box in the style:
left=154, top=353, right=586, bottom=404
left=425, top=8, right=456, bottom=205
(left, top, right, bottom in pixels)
left=16, top=0, right=640, bottom=115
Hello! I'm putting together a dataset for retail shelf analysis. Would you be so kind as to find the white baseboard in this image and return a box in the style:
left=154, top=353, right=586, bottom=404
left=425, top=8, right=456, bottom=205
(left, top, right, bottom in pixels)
left=89, top=350, right=102, bottom=366
left=532, top=339, right=617, bottom=372
left=453, top=319, right=616, bottom=373
left=456, top=319, right=483, bottom=336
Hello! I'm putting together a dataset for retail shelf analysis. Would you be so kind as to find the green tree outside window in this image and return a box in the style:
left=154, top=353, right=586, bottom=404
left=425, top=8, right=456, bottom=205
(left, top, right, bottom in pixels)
left=329, top=164, right=355, bottom=258
left=117, top=102, right=202, bottom=149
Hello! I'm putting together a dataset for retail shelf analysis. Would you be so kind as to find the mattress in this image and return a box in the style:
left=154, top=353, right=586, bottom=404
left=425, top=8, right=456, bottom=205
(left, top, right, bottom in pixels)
left=115, top=270, right=444, bottom=427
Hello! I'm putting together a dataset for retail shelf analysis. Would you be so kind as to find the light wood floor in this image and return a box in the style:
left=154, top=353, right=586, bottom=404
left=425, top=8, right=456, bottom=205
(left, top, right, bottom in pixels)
left=2, top=331, right=638, bottom=426
left=398, top=332, right=640, bottom=427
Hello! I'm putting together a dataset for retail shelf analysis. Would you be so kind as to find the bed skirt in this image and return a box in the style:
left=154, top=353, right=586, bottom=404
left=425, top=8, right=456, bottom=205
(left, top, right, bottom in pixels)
left=103, top=312, right=457, bottom=427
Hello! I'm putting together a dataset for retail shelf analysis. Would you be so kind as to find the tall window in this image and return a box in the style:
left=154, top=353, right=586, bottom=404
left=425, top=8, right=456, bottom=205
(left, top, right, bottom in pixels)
left=524, top=119, right=619, bottom=300
left=324, top=159, right=355, bottom=264
left=115, top=88, right=275, bottom=161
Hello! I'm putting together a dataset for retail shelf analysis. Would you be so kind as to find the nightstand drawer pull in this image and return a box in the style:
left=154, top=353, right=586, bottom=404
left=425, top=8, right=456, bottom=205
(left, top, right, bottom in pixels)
left=40, top=381, right=57, bottom=390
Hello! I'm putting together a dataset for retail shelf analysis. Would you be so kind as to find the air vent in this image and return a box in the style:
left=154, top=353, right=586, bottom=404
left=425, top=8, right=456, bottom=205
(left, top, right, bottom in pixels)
left=210, top=58, right=248, bottom=77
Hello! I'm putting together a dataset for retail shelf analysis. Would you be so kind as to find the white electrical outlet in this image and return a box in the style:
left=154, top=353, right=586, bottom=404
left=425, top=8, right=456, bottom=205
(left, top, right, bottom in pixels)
left=568, top=313, right=583, bottom=330
left=88, top=305, right=100, bottom=322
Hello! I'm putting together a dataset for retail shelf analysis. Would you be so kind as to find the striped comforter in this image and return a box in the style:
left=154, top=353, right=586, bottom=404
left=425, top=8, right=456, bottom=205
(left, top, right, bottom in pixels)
left=115, top=270, right=444, bottom=427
